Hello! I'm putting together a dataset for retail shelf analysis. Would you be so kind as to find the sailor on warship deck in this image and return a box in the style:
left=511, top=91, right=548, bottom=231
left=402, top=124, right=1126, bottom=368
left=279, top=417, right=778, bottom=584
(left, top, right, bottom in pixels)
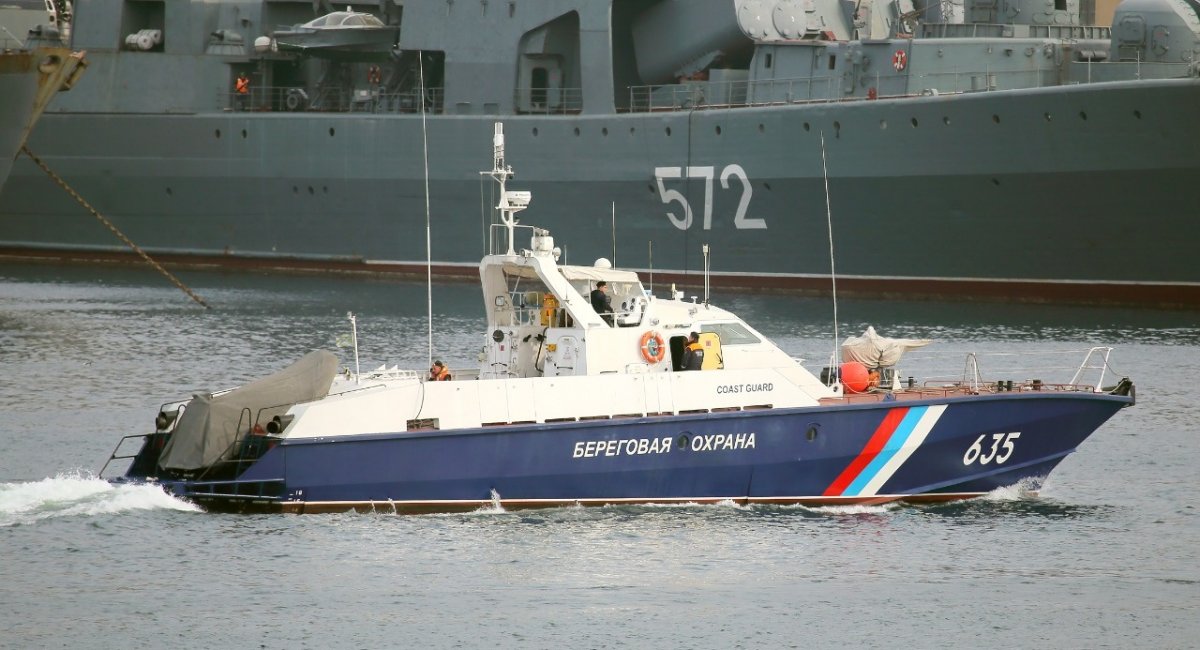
left=590, top=281, right=613, bottom=326
left=234, top=72, right=250, bottom=110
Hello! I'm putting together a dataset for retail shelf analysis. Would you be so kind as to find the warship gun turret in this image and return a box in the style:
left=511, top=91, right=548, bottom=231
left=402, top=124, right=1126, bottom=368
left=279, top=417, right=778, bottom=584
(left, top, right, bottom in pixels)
left=0, top=0, right=1196, bottom=307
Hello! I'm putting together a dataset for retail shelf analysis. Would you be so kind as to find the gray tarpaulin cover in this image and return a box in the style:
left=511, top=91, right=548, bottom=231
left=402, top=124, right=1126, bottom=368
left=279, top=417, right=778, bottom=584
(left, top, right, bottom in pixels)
left=158, top=350, right=338, bottom=472
left=841, top=326, right=931, bottom=368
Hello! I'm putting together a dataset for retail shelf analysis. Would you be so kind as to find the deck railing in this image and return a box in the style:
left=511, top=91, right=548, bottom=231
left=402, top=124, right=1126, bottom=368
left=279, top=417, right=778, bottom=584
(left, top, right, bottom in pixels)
left=222, top=86, right=444, bottom=114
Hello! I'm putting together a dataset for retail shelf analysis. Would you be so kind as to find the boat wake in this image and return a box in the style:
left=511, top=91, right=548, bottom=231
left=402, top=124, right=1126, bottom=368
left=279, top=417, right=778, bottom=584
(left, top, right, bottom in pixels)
left=0, top=472, right=199, bottom=527
left=793, top=503, right=900, bottom=515
left=978, top=476, right=1046, bottom=502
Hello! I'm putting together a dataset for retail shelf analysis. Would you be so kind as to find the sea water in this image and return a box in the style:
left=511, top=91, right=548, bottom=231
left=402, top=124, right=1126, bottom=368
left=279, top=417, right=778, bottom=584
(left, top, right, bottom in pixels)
left=1, top=263, right=1197, bottom=649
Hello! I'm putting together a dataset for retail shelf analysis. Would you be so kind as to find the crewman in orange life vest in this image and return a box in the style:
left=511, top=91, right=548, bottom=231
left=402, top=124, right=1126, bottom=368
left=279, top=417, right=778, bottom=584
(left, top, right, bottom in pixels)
left=234, top=72, right=250, bottom=110
left=429, top=360, right=452, bottom=381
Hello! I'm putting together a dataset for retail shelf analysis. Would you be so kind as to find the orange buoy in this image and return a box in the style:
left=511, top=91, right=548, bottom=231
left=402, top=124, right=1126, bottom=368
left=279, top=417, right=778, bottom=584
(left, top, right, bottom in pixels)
left=840, top=361, right=870, bottom=393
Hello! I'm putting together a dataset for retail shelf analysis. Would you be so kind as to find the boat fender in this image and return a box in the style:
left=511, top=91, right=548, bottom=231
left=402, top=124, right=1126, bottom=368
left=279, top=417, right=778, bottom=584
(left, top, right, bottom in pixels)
left=639, top=331, right=666, bottom=364
left=892, top=50, right=907, bottom=71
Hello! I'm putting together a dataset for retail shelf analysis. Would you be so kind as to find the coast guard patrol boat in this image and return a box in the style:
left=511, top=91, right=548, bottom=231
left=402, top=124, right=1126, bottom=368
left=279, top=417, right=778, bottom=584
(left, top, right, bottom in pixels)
left=103, top=124, right=1135, bottom=513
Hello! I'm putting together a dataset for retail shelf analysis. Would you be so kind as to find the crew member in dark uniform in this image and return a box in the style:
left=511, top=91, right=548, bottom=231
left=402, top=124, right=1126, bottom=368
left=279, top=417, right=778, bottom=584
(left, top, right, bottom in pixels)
left=590, top=280, right=614, bottom=326
left=682, top=331, right=705, bottom=370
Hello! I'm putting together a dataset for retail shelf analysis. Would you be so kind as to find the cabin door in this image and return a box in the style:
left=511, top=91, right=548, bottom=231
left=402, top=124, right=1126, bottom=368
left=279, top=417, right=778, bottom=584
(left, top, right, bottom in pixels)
left=544, top=334, right=582, bottom=377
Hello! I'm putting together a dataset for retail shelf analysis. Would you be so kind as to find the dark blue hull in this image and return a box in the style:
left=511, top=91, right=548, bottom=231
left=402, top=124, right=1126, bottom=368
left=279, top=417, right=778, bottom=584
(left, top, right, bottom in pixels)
left=142, top=391, right=1131, bottom=513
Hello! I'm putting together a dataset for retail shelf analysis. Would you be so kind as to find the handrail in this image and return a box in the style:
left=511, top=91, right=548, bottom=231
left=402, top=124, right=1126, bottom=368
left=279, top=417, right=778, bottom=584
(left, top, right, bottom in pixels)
left=98, top=433, right=154, bottom=479
left=1069, top=346, right=1113, bottom=392
left=223, top=86, right=444, bottom=114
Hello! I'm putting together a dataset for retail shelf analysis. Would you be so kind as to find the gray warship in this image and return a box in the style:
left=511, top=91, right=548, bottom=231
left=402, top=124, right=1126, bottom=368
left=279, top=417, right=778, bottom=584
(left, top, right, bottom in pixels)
left=0, top=2, right=85, bottom=193
left=1, top=0, right=1197, bottom=306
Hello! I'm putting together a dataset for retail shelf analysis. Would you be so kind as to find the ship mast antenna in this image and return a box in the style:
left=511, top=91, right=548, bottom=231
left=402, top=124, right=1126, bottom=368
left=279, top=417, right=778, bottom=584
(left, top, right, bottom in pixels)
left=820, top=131, right=840, bottom=387
left=484, top=123, right=527, bottom=256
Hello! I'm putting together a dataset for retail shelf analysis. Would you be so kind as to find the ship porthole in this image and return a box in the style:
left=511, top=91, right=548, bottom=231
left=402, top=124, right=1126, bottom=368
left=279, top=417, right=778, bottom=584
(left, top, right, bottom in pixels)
left=214, top=129, right=221, bottom=139
left=573, top=127, right=580, bottom=136
left=329, top=127, right=336, bottom=137
left=992, top=114, right=1000, bottom=124
left=942, top=116, right=950, bottom=126
left=241, top=129, right=248, bottom=139
left=806, top=425, right=818, bottom=441
left=1133, top=109, right=1142, bottom=119
left=676, top=434, right=689, bottom=450
left=715, top=125, right=722, bottom=135
left=803, top=122, right=810, bottom=132
left=879, top=120, right=887, bottom=130
left=629, top=127, right=636, bottom=135
left=910, top=117, right=918, bottom=128
left=1044, top=112, right=1052, bottom=122
left=758, top=123, right=765, bottom=133
left=1079, top=111, right=1088, bottom=121
left=532, top=127, right=538, bottom=136
left=165, top=187, right=173, bottom=196
left=665, top=126, right=672, bottom=136
left=602, top=127, right=608, bottom=136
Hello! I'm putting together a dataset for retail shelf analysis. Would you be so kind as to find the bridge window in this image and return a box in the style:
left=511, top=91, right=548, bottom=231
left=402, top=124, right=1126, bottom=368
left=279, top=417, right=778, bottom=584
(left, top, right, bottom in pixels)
left=701, top=322, right=760, bottom=345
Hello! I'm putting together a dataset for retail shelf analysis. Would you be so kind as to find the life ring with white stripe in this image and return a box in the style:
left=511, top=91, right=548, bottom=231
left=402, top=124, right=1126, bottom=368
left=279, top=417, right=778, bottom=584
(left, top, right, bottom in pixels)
left=639, top=331, right=666, bottom=364
left=892, top=50, right=908, bottom=71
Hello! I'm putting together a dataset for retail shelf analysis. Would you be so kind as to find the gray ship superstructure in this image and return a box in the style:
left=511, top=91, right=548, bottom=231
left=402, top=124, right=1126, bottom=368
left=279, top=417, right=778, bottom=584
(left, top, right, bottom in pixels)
left=1, top=0, right=1197, bottom=306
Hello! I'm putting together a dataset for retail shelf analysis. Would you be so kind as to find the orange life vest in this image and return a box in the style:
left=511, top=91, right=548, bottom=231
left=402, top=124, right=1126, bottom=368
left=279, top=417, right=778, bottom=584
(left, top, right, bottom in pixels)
left=235, top=76, right=249, bottom=94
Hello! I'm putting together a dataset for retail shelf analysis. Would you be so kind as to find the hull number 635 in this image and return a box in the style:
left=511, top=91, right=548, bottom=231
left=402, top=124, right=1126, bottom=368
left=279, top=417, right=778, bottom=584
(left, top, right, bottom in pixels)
left=654, top=165, right=765, bottom=231
left=963, top=432, right=1021, bottom=465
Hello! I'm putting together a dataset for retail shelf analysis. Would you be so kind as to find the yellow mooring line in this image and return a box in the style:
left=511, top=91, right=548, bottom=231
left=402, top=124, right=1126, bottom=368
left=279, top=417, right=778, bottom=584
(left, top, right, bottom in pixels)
left=21, top=145, right=210, bottom=309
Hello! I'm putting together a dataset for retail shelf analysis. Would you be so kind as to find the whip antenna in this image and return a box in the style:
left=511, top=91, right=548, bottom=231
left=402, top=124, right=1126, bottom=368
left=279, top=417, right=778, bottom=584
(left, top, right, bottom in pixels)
left=420, top=51, right=433, bottom=368
left=820, top=131, right=839, bottom=387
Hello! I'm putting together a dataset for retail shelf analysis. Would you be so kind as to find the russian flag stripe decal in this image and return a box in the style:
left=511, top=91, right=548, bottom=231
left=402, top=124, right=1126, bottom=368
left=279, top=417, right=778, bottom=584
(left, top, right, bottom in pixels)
left=824, top=404, right=949, bottom=497
left=822, top=407, right=910, bottom=496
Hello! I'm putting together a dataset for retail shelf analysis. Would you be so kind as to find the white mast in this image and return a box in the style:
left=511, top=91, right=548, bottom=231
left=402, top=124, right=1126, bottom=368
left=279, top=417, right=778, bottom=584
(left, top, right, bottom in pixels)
left=420, top=52, right=433, bottom=368
left=485, top=123, right=528, bottom=256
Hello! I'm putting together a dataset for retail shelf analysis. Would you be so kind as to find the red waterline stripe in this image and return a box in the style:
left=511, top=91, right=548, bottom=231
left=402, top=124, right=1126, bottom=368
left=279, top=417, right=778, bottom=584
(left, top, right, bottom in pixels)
left=822, top=407, right=910, bottom=497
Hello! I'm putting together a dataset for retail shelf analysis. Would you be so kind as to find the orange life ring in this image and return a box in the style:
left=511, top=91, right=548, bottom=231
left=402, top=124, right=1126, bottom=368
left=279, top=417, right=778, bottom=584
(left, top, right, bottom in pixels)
left=892, top=50, right=907, bottom=71
left=639, top=331, right=666, bottom=364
